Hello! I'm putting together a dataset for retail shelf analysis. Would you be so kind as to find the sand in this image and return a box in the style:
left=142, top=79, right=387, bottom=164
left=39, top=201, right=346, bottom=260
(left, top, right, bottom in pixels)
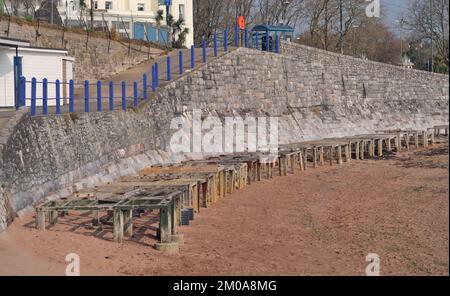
left=0, top=144, right=448, bottom=276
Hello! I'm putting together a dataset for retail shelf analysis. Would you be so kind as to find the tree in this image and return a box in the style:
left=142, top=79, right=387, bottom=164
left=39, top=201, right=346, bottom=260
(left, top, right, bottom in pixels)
left=21, top=0, right=39, bottom=17
left=406, top=0, right=449, bottom=73
left=298, top=0, right=368, bottom=52
left=90, top=0, right=94, bottom=29
left=172, top=17, right=189, bottom=48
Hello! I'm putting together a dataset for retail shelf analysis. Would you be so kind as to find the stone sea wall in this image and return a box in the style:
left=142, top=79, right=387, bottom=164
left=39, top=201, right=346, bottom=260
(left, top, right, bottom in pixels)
left=0, top=43, right=448, bottom=231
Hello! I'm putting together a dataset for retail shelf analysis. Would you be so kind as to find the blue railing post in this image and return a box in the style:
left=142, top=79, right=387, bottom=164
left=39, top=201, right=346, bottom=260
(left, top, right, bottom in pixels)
left=42, top=78, right=48, bottom=115
left=152, top=65, right=156, bottom=92
left=265, top=30, right=270, bottom=52
left=167, top=56, right=171, bottom=81
left=133, top=81, right=138, bottom=107
left=202, top=38, right=206, bottom=63
left=69, top=80, right=74, bottom=113
left=31, top=77, right=36, bottom=116
left=97, top=80, right=102, bottom=112
left=155, top=63, right=159, bottom=87
left=191, top=45, right=195, bottom=69
left=235, top=24, right=239, bottom=47
left=255, top=32, right=259, bottom=49
left=55, top=79, right=61, bottom=115
left=275, top=33, right=279, bottom=53
left=214, top=32, right=218, bottom=57
left=143, top=74, right=148, bottom=100
left=121, top=81, right=126, bottom=111
left=224, top=29, right=228, bottom=52
left=179, top=51, right=183, bottom=74
left=84, top=80, right=89, bottom=113
left=109, top=81, right=114, bottom=111
left=19, top=76, right=26, bottom=107
left=244, top=28, right=249, bottom=48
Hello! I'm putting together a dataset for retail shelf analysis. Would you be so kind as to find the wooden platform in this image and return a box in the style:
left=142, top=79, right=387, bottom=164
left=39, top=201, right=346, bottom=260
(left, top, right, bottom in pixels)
left=34, top=125, right=445, bottom=249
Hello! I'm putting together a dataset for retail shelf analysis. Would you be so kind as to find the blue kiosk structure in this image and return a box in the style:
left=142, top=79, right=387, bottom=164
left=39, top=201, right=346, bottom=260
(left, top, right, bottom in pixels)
left=251, top=25, right=295, bottom=52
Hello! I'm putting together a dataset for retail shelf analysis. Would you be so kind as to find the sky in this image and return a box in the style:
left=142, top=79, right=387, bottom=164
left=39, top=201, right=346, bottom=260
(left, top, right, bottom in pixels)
left=382, top=0, right=412, bottom=34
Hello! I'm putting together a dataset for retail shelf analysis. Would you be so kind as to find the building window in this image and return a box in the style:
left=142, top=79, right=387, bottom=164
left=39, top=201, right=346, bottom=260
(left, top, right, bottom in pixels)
left=94, top=1, right=98, bottom=9
left=137, top=3, right=145, bottom=11
left=179, top=4, right=185, bottom=20
left=105, top=1, right=113, bottom=10
left=112, top=21, right=130, bottom=30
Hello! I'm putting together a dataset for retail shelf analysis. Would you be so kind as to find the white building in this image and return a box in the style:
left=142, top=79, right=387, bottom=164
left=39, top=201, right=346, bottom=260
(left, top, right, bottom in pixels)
left=59, top=0, right=194, bottom=47
left=400, top=56, right=414, bottom=69
left=0, top=37, right=74, bottom=108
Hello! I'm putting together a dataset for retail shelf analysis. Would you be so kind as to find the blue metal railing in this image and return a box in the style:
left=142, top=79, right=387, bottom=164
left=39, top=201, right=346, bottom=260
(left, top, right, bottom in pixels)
left=18, top=25, right=283, bottom=117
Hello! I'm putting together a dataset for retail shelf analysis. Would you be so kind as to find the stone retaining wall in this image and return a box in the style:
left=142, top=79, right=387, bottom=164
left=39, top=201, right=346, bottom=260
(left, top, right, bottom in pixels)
left=0, top=43, right=448, bottom=231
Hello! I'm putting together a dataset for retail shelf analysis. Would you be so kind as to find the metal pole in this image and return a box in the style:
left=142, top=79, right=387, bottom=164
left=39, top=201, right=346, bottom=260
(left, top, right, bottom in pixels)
left=166, top=4, right=170, bottom=25
left=399, top=16, right=404, bottom=61
left=430, top=0, right=434, bottom=72
left=339, top=0, right=343, bottom=54
left=51, top=0, right=54, bottom=24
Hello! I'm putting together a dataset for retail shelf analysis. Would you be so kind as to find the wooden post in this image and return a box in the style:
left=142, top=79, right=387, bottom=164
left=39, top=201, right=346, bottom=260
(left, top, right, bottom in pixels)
left=159, top=207, right=171, bottom=243
left=92, top=210, right=100, bottom=226
left=360, top=141, right=365, bottom=160
left=123, top=210, right=133, bottom=237
left=49, top=205, right=58, bottom=226
left=313, top=147, right=318, bottom=168
left=387, top=138, right=392, bottom=152
left=278, top=157, right=282, bottom=176
left=345, top=144, right=351, bottom=162
left=320, top=147, right=325, bottom=165
left=368, top=141, right=374, bottom=158
left=290, top=155, right=295, bottom=173
left=35, top=209, right=46, bottom=230
left=257, top=163, right=262, bottom=181
left=355, top=142, right=360, bottom=160
left=171, top=201, right=177, bottom=235
left=414, top=132, right=419, bottom=148
left=405, top=133, right=410, bottom=150
left=329, top=146, right=334, bottom=166
left=423, top=131, right=428, bottom=147
left=202, top=181, right=208, bottom=206
left=430, top=131, right=435, bottom=145
left=378, top=139, right=383, bottom=157
left=270, top=162, right=274, bottom=178
left=282, top=157, right=287, bottom=176
left=232, top=170, right=237, bottom=191
left=113, top=210, right=124, bottom=243
left=303, top=149, right=308, bottom=170
left=337, top=145, right=343, bottom=164
left=299, top=151, right=305, bottom=171
left=221, top=172, right=227, bottom=198
left=396, top=133, right=401, bottom=151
